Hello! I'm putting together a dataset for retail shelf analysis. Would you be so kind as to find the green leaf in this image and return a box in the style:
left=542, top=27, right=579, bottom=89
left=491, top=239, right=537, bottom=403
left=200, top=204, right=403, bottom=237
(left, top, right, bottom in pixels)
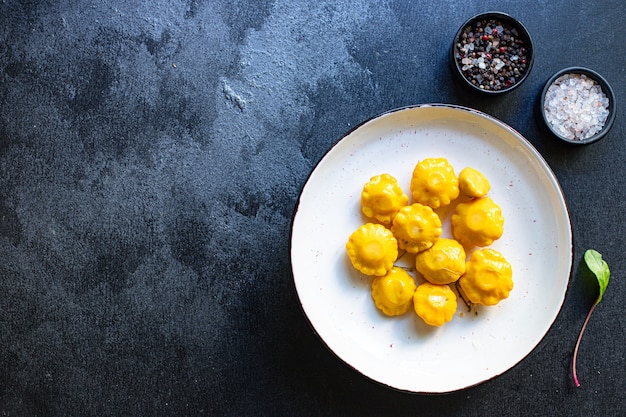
left=573, top=249, right=612, bottom=387
left=584, top=249, right=610, bottom=303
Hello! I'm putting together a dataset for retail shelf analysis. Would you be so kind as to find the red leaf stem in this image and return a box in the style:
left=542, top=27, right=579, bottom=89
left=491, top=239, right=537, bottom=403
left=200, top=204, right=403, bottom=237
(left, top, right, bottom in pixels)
left=572, top=296, right=599, bottom=387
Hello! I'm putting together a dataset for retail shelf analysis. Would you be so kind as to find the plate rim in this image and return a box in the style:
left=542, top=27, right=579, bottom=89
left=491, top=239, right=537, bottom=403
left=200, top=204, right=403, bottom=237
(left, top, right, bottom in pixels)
left=289, top=103, right=573, bottom=393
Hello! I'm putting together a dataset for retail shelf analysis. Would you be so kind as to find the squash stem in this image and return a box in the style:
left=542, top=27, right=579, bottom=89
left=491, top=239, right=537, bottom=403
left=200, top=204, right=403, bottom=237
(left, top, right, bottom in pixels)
left=454, top=281, right=473, bottom=312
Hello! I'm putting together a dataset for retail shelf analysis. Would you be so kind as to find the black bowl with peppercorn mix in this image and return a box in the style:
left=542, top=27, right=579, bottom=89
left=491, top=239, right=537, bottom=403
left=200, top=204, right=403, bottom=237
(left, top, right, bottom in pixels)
left=452, top=12, right=534, bottom=94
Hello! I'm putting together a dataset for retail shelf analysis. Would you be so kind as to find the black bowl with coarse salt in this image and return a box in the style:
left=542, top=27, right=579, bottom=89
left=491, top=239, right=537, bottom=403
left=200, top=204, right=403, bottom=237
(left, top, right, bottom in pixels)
left=540, top=67, right=616, bottom=145
left=451, top=12, right=534, bottom=95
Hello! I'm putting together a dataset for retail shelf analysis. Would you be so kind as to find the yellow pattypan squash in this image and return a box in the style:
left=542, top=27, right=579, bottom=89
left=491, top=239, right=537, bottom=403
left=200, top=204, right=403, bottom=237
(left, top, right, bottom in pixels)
left=371, top=267, right=417, bottom=316
left=413, top=282, right=457, bottom=327
left=415, top=238, right=466, bottom=285
left=410, top=158, right=459, bottom=209
left=458, top=248, right=513, bottom=306
left=458, top=166, right=491, bottom=198
left=346, top=223, right=398, bottom=276
left=451, top=196, right=504, bottom=248
left=391, top=203, right=442, bottom=254
left=361, top=173, right=409, bottom=225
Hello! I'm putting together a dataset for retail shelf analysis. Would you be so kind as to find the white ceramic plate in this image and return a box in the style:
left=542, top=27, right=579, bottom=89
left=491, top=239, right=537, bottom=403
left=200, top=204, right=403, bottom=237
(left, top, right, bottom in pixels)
left=291, top=104, right=572, bottom=393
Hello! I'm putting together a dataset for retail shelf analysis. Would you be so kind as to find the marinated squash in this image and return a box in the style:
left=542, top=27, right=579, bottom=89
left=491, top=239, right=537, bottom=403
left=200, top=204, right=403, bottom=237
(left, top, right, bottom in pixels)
left=371, top=267, right=417, bottom=316
left=457, top=248, right=513, bottom=306
left=415, top=238, right=466, bottom=285
left=451, top=196, right=504, bottom=248
left=410, top=158, right=459, bottom=209
left=391, top=203, right=442, bottom=254
left=346, top=223, right=398, bottom=276
left=413, top=282, right=458, bottom=327
left=361, top=173, right=409, bottom=225
left=458, top=166, right=491, bottom=198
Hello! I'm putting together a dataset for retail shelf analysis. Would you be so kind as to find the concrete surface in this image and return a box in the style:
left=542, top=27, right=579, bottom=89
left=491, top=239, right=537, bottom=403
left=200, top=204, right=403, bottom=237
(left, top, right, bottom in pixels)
left=1, top=0, right=624, bottom=415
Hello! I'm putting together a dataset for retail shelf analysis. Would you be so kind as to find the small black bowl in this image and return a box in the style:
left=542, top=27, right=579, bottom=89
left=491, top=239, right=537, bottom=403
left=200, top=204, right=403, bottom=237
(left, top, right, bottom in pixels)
left=451, top=12, right=534, bottom=95
left=540, top=67, right=616, bottom=145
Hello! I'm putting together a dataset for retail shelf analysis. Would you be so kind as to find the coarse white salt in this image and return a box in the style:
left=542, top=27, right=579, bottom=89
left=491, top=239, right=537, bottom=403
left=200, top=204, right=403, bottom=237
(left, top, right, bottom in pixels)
left=543, top=73, right=610, bottom=141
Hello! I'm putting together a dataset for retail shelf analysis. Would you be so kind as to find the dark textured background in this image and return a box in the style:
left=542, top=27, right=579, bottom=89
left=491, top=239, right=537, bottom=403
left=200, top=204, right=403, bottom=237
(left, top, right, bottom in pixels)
left=0, top=0, right=624, bottom=416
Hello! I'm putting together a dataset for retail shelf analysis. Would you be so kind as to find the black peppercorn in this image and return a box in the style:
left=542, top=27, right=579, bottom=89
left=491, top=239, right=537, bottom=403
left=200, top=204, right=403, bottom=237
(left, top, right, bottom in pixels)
left=455, top=17, right=531, bottom=92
